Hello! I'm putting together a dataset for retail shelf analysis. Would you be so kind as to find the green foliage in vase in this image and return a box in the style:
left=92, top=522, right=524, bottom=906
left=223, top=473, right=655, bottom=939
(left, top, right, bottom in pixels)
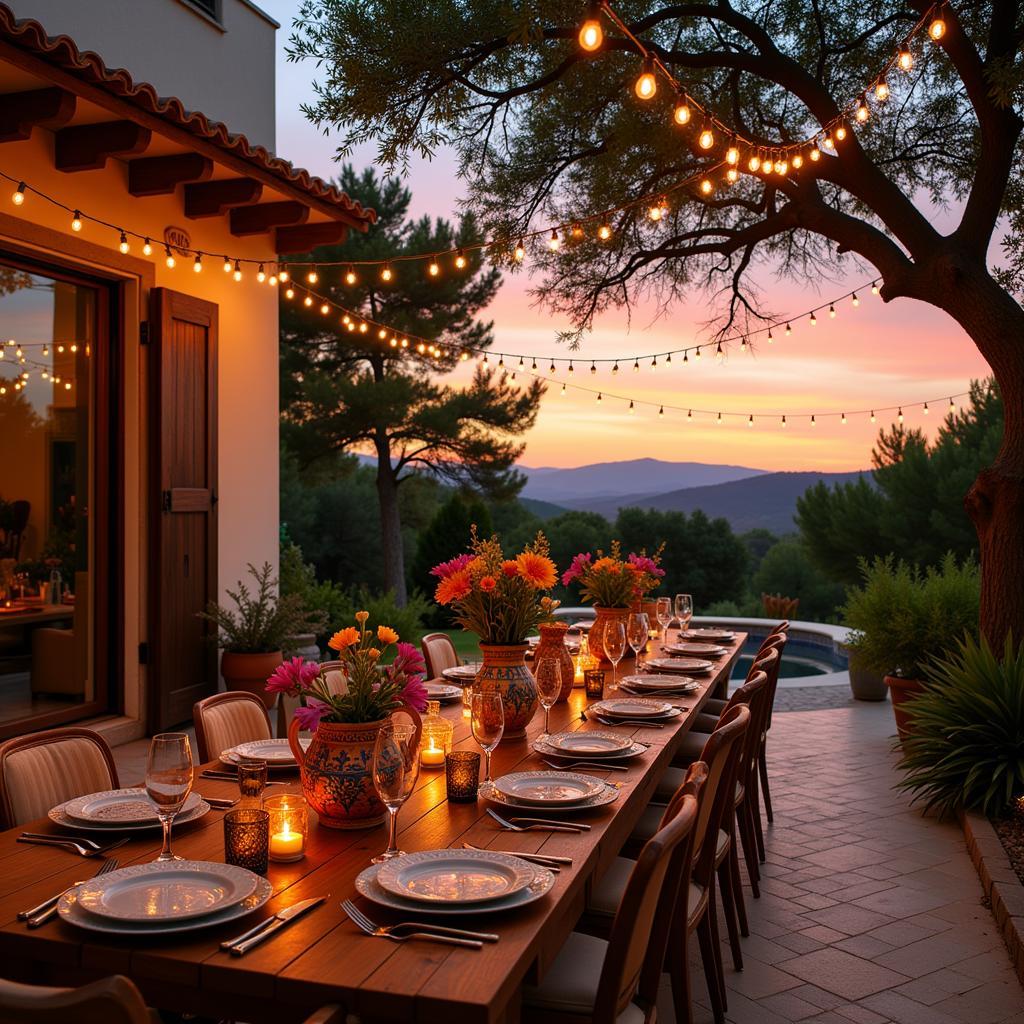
left=896, top=636, right=1024, bottom=818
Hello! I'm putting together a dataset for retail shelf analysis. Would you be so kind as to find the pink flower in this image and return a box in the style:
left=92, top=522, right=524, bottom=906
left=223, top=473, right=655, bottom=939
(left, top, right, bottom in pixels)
left=294, top=697, right=329, bottom=731
left=394, top=641, right=426, bottom=674
left=266, top=656, right=319, bottom=696
left=430, top=553, right=473, bottom=579
left=400, top=675, right=429, bottom=714
left=628, top=553, right=665, bottom=577
left=562, top=552, right=592, bottom=586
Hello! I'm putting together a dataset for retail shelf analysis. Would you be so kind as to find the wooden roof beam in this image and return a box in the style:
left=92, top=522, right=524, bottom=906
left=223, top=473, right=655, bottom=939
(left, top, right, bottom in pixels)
left=128, top=153, right=213, bottom=196
left=229, top=201, right=308, bottom=237
left=0, top=87, right=76, bottom=142
left=276, top=221, right=349, bottom=254
left=184, top=177, right=262, bottom=218
left=54, top=119, right=151, bottom=171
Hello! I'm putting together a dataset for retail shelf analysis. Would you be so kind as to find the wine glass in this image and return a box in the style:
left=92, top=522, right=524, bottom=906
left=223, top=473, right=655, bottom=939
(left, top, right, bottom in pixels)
left=471, top=689, right=504, bottom=782
left=145, top=733, right=194, bottom=862
left=627, top=612, right=649, bottom=670
left=533, top=656, right=562, bottom=744
left=372, top=721, right=421, bottom=863
left=656, top=596, right=672, bottom=640
left=675, top=593, right=694, bottom=637
left=603, top=621, right=627, bottom=692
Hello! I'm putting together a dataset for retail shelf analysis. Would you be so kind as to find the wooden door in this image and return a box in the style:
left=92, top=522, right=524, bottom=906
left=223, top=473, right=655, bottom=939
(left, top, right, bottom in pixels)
left=148, top=288, right=218, bottom=731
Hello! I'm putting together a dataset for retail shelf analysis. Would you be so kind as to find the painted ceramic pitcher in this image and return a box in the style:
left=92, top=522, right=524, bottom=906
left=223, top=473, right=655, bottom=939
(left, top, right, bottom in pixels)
left=288, top=707, right=422, bottom=829
left=533, top=622, right=576, bottom=701
left=588, top=606, right=631, bottom=666
left=475, top=643, right=537, bottom=741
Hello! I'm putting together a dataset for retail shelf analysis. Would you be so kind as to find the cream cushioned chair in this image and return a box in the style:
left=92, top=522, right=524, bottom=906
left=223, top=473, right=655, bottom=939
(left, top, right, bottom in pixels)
left=421, top=632, right=459, bottom=678
left=193, top=691, right=272, bottom=763
left=0, top=727, right=119, bottom=829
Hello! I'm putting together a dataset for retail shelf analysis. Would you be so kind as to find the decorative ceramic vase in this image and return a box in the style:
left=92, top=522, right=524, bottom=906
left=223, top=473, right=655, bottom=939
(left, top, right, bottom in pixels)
left=534, top=622, right=575, bottom=702
left=220, top=650, right=283, bottom=710
left=288, top=708, right=422, bottom=829
left=476, top=643, right=537, bottom=741
left=588, top=606, right=630, bottom=666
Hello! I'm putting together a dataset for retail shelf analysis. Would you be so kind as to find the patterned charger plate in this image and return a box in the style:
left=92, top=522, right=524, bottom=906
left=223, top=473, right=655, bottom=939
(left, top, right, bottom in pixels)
left=376, top=849, right=540, bottom=905
left=50, top=798, right=210, bottom=833
left=63, top=788, right=201, bottom=826
left=480, top=779, right=619, bottom=812
left=645, top=657, right=714, bottom=674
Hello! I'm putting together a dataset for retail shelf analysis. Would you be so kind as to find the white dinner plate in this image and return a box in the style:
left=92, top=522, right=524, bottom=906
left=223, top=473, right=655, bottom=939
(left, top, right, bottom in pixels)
left=568, top=620, right=594, bottom=632
left=533, top=737, right=648, bottom=762
left=543, top=731, right=634, bottom=756
left=442, top=663, right=481, bottom=682
left=592, top=697, right=676, bottom=719
left=681, top=629, right=735, bottom=642
left=63, top=788, right=202, bottom=826
left=663, top=643, right=727, bottom=657
left=645, top=657, right=714, bottom=674
left=222, top=738, right=307, bottom=765
left=60, top=876, right=272, bottom=936
left=620, top=674, right=700, bottom=694
left=49, top=798, right=210, bottom=833
left=480, top=780, right=619, bottom=813
left=376, top=849, right=539, bottom=905
left=493, top=771, right=607, bottom=806
left=77, top=860, right=259, bottom=923
left=424, top=682, right=463, bottom=703
left=356, top=862, right=554, bottom=917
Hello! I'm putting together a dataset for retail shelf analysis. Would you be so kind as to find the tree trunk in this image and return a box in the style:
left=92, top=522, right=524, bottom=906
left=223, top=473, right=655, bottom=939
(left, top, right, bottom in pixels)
left=374, top=438, right=408, bottom=607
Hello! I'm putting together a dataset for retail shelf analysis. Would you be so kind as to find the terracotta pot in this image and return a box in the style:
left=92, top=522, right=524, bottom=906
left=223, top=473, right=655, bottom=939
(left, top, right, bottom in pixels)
left=849, top=655, right=888, bottom=702
left=533, top=622, right=575, bottom=702
left=220, top=650, right=283, bottom=710
left=288, top=708, right=422, bottom=830
left=588, top=606, right=630, bottom=666
left=476, top=643, right=537, bottom=741
left=885, top=675, right=925, bottom=741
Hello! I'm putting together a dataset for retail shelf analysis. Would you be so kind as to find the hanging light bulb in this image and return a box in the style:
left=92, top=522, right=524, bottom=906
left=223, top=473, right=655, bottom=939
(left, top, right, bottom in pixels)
left=809, top=147, right=821, bottom=162
left=673, top=101, right=691, bottom=126
left=871, top=280, right=880, bottom=294
left=781, top=415, right=787, bottom=428
left=695, top=346, right=702, bottom=360
left=381, top=263, right=393, bottom=282
left=648, top=202, right=663, bottom=222
left=792, top=152, right=804, bottom=169
left=233, top=260, right=242, bottom=281
left=835, top=124, right=848, bottom=142
left=560, top=383, right=567, bottom=395
left=531, top=357, right=538, bottom=370
left=279, top=269, right=289, bottom=283
left=578, top=5, right=603, bottom=52
left=549, top=359, right=556, bottom=373
left=454, top=248, right=467, bottom=269
left=715, top=341, right=724, bottom=362
left=255, top=263, right=265, bottom=283
left=428, top=259, right=441, bottom=277
left=929, top=10, right=946, bottom=40
left=590, top=361, right=597, bottom=374
left=811, top=414, right=817, bottom=426
left=320, top=303, right=330, bottom=315
left=748, top=153, right=761, bottom=172
left=762, top=155, right=774, bottom=174
left=785, top=322, right=793, bottom=335
left=898, top=44, right=913, bottom=71
left=698, top=124, right=715, bottom=150
left=852, top=292, right=860, bottom=306
left=164, top=245, right=175, bottom=269
left=71, top=210, right=83, bottom=232
left=11, top=181, right=25, bottom=205
left=829, top=303, right=836, bottom=318
left=304, top=294, right=313, bottom=307
left=597, top=392, right=602, bottom=403
left=949, top=396, right=956, bottom=410
left=571, top=222, right=585, bottom=240
left=222, top=256, right=233, bottom=273
left=119, top=231, right=129, bottom=254
left=142, top=238, right=152, bottom=256
left=659, top=405, right=664, bottom=418
left=767, top=329, right=774, bottom=343
left=924, top=402, right=930, bottom=415
left=726, top=167, right=739, bottom=183
left=855, top=96, right=870, bottom=122
left=567, top=360, right=574, bottom=374
left=193, top=254, right=203, bottom=273
left=612, top=361, right=619, bottom=374
left=307, top=267, right=319, bottom=284
left=875, top=79, right=890, bottom=102
left=628, top=400, right=635, bottom=415
left=841, top=412, right=847, bottom=424
left=748, top=414, right=754, bottom=427
left=285, top=286, right=295, bottom=299
left=776, top=158, right=789, bottom=176
left=513, top=239, right=526, bottom=262
left=898, top=407, right=905, bottom=423
left=633, top=358, right=640, bottom=373
left=726, top=146, right=739, bottom=165
left=597, top=222, right=612, bottom=241
left=634, top=57, right=657, bottom=100
left=344, top=266, right=357, bottom=286
left=700, top=178, right=714, bottom=195
left=810, top=310, right=817, bottom=326
left=716, top=412, right=722, bottom=424
left=548, top=229, right=561, bottom=251
left=823, top=133, right=835, bottom=150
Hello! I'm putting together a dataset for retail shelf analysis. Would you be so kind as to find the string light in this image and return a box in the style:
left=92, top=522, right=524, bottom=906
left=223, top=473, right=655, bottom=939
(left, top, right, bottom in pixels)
left=256, top=263, right=266, bottom=283
left=875, top=79, right=890, bottom=101
left=597, top=223, right=612, bottom=241
left=810, top=311, right=817, bottom=326
left=193, top=254, right=202, bottom=273
left=929, top=8, right=947, bottom=39
left=871, top=280, right=880, bottom=294
left=673, top=102, right=691, bottom=126
left=634, top=57, right=657, bottom=100
left=513, top=240, right=526, bottom=262
left=71, top=210, right=82, bottom=232
left=142, top=238, right=152, bottom=256
left=855, top=97, right=870, bottom=122
left=698, top=125, right=715, bottom=150
left=578, top=4, right=604, bottom=52
left=829, top=303, right=836, bottom=318
left=345, top=266, right=358, bottom=286
left=303, top=294, right=313, bottom=307
left=307, top=267, right=319, bottom=284
left=279, top=269, right=289, bottom=283
left=118, top=231, right=129, bottom=254
left=898, top=44, right=913, bottom=71
left=233, top=260, right=242, bottom=282
left=428, top=259, right=441, bottom=277
left=164, top=245, right=175, bottom=269
left=11, top=181, right=25, bottom=205
left=548, top=229, right=561, bottom=251
left=852, top=292, right=860, bottom=307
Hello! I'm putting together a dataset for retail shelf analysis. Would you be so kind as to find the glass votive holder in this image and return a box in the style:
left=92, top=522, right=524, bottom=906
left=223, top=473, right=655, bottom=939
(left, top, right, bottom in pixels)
left=445, top=751, right=481, bottom=803
left=584, top=669, right=606, bottom=700
left=237, top=760, right=268, bottom=806
left=264, top=793, right=308, bottom=863
left=224, top=808, right=269, bottom=874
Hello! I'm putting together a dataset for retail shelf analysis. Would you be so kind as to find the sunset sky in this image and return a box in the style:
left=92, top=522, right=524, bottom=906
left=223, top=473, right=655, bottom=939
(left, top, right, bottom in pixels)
left=266, top=2, right=992, bottom=473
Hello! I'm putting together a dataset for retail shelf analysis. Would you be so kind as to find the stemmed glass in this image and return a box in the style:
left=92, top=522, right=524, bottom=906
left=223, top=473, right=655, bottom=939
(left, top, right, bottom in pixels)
left=604, top=621, right=627, bottom=692
left=627, top=612, right=649, bottom=671
left=145, top=733, right=194, bottom=863
left=372, top=721, right=421, bottom=863
left=675, top=593, right=694, bottom=637
left=533, top=657, right=562, bottom=744
left=471, top=689, right=505, bottom=782
left=656, top=597, right=672, bottom=640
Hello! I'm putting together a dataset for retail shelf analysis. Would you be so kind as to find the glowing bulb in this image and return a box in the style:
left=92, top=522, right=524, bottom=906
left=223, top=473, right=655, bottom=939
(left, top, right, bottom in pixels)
left=223, top=256, right=233, bottom=273
left=698, top=125, right=715, bottom=150
left=673, top=102, right=691, bottom=126
left=257, top=264, right=266, bottom=283
left=597, top=223, right=612, bottom=240
left=119, top=231, right=129, bottom=254
left=164, top=245, right=175, bottom=269
left=568, top=361, right=574, bottom=374
left=269, top=275, right=278, bottom=286
left=898, top=407, right=904, bottom=423
left=871, top=280, right=880, bottom=295
left=345, top=267, right=357, bottom=286
left=929, top=14, right=946, bottom=40
left=578, top=16, right=603, bottom=52
left=748, top=414, right=754, bottom=427
left=792, top=153, right=804, bottom=168
left=823, top=134, right=835, bottom=150
left=776, top=159, right=789, bottom=176
left=870, top=410, right=876, bottom=422
left=924, top=402, right=930, bottom=415
left=12, top=181, right=25, bottom=205
left=285, top=287, right=295, bottom=299
left=628, top=401, right=635, bottom=415
left=612, top=362, right=619, bottom=374
left=513, top=240, right=525, bottom=262
left=71, top=210, right=82, bottom=232
left=320, top=303, right=329, bottom=315
left=809, top=147, right=821, bottom=162
left=303, top=295, right=313, bottom=307
left=571, top=222, right=584, bottom=239
left=634, top=59, right=657, bottom=100
left=279, top=269, right=289, bottom=282
left=233, top=260, right=242, bottom=281
left=64, top=381, right=72, bottom=391
left=748, top=154, right=761, bottom=172
left=726, top=167, right=739, bottom=183
left=648, top=203, right=663, bottom=221
left=781, top=415, right=786, bottom=428
left=829, top=303, right=836, bottom=318
left=381, top=264, right=393, bottom=282
left=548, top=229, right=560, bottom=251
left=193, top=254, right=203, bottom=273
left=700, top=178, right=713, bottom=195
left=716, top=412, right=722, bottom=424
left=633, top=359, right=640, bottom=373
left=762, top=157, right=774, bottom=174
left=875, top=79, right=890, bottom=102
left=560, top=383, right=566, bottom=395
left=835, top=125, right=847, bottom=141
left=142, top=238, right=152, bottom=256
left=811, top=415, right=816, bottom=426
left=428, top=259, right=440, bottom=277
left=659, top=406, right=664, bottom=418
left=810, top=311, right=817, bottom=326
left=898, top=46, right=913, bottom=72
left=307, top=268, right=319, bottom=284
left=855, top=97, right=870, bottom=123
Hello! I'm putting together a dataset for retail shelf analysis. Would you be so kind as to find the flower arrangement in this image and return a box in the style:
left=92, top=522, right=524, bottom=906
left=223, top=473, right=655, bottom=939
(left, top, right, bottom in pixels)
left=266, top=611, right=427, bottom=729
left=432, top=529, right=560, bottom=644
left=562, top=540, right=666, bottom=608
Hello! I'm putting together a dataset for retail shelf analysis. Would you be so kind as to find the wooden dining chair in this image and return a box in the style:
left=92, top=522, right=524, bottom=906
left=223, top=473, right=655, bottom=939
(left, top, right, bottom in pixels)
left=420, top=632, right=459, bottom=678
left=523, top=774, right=702, bottom=1023
left=0, top=727, right=119, bottom=829
left=192, top=690, right=272, bottom=763
left=758, top=624, right=790, bottom=826
left=700, top=624, right=788, bottom=722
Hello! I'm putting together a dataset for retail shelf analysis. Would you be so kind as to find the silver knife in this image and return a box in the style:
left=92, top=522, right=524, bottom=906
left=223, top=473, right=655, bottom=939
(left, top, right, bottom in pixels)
left=221, top=896, right=327, bottom=956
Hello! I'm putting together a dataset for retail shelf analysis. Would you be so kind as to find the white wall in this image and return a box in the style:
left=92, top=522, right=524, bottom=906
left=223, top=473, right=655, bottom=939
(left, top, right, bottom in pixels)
left=5, top=0, right=277, bottom=149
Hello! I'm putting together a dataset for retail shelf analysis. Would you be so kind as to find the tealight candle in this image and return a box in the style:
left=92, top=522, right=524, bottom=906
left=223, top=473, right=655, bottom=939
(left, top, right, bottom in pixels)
left=421, top=741, right=446, bottom=767
left=263, top=794, right=308, bottom=863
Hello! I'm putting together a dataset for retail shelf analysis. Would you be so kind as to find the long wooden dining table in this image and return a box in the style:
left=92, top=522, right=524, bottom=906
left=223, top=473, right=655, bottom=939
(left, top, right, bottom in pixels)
left=0, top=629, right=746, bottom=1024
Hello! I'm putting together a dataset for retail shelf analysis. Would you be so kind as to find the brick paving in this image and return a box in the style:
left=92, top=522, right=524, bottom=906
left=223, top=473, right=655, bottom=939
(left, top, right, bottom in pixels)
left=659, top=700, right=1024, bottom=1023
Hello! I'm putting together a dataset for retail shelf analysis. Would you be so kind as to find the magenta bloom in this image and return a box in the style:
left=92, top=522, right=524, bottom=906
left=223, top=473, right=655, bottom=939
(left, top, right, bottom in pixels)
left=293, top=697, right=329, bottom=731
left=562, top=552, right=592, bottom=586
left=266, top=656, right=319, bottom=696
left=628, top=553, right=665, bottom=577
left=430, top=553, right=473, bottom=579
left=399, top=675, right=429, bottom=714
left=394, top=641, right=426, bottom=675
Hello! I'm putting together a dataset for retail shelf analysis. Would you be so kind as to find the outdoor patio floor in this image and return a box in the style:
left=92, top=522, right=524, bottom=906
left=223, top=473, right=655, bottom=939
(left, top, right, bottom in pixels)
left=669, top=699, right=1024, bottom=1024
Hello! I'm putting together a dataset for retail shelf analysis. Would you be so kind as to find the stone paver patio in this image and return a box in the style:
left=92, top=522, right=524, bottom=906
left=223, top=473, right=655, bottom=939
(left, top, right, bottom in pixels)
left=663, top=700, right=1024, bottom=1023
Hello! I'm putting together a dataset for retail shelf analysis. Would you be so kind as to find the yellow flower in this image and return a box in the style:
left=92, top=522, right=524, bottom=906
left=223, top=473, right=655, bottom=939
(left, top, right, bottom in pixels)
left=368, top=647, right=381, bottom=660
left=328, top=626, right=360, bottom=651
left=355, top=610, right=369, bottom=624
left=516, top=551, right=557, bottom=589
left=377, top=625, right=399, bottom=644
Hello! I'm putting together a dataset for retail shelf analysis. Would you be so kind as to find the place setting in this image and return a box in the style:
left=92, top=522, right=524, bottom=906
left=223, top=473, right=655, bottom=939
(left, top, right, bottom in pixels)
left=532, top=729, right=648, bottom=765
left=441, top=662, right=482, bottom=683
left=678, top=627, right=736, bottom=644
left=218, top=737, right=309, bottom=769
left=643, top=655, right=716, bottom=675
left=479, top=767, right=620, bottom=828
left=424, top=681, right=463, bottom=703
left=662, top=641, right=729, bottom=657
left=586, top=697, right=684, bottom=728
left=619, top=672, right=701, bottom=698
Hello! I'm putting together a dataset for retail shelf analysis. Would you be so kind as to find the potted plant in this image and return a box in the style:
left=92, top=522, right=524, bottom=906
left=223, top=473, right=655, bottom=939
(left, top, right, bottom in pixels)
left=432, top=530, right=558, bottom=740
left=270, top=612, right=427, bottom=829
left=200, top=562, right=326, bottom=709
left=562, top=542, right=665, bottom=666
left=842, top=554, right=980, bottom=739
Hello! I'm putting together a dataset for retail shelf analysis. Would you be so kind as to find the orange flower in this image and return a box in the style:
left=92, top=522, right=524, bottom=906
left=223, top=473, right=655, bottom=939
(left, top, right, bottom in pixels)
left=328, top=626, right=360, bottom=651
left=355, top=610, right=369, bottom=624
left=435, top=569, right=472, bottom=605
left=480, top=575, right=497, bottom=592
left=516, top=552, right=557, bottom=589
left=377, top=625, right=399, bottom=645
left=368, top=647, right=381, bottom=660
left=501, top=559, right=518, bottom=577
left=592, top=557, right=620, bottom=574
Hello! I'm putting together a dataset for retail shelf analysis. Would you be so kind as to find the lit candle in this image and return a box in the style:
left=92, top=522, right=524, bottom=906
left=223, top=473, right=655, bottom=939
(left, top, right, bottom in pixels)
left=573, top=656, right=585, bottom=685
left=264, top=794, right=307, bottom=863
left=421, top=740, right=446, bottom=767
left=270, top=826, right=304, bottom=860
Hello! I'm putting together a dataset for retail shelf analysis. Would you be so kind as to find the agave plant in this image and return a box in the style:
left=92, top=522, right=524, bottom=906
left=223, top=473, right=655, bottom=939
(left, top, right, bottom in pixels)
left=896, top=635, right=1024, bottom=818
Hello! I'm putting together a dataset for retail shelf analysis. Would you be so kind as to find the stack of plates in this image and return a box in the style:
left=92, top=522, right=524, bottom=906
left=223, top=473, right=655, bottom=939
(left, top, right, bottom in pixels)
left=620, top=674, right=700, bottom=696
left=644, top=656, right=714, bottom=675
left=481, top=769, right=619, bottom=812
left=681, top=628, right=735, bottom=643
left=356, top=848, right=555, bottom=916
left=425, top=682, right=463, bottom=703
left=220, top=738, right=308, bottom=767
left=663, top=642, right=728, bottom=657
left=58, top=860, right=272, bottom=937
left=49, top=788, right=210, bottom=833
left=534, top=730, right=647, bottom=762
left=589, top=697, right=683, bottom=723
left=441, top=663, right=481, bottom=683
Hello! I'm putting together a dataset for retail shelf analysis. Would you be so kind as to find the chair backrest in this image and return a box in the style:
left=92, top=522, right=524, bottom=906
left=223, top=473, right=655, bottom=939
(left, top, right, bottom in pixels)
left=421, top=632, right=459, bottom=678
left=593, top=773, right=703, bottom=1022
left=762, top=631, right=789, bottom=729
left=0, top=974, right=155, bottom=1024
left=729, top=656, right=775, bottom=787
left=0, top=727, right=119, bottom=829
left=193, top=691, right=272, bottom=763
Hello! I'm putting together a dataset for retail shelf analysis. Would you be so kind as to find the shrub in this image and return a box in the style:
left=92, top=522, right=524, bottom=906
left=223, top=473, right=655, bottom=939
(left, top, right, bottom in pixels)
left=896, top=636, right=1024, bottom=818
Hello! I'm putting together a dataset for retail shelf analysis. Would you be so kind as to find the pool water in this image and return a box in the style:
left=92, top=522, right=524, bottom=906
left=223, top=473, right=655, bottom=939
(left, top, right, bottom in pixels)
left=730, top=635, right=848, bottom=681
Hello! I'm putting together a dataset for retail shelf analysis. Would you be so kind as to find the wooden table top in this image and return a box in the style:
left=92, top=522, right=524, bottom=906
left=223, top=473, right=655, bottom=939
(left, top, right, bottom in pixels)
left=0, top=630, right=746, bottom=1024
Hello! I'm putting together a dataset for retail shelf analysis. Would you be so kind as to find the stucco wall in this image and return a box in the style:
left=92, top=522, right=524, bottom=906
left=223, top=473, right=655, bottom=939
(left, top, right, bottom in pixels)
left=5, top=0, right=277, bottom=149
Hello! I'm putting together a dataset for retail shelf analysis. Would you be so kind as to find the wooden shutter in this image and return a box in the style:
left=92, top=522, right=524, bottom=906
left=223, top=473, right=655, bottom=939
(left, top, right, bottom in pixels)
left=148, top=288, right=218, bottom=731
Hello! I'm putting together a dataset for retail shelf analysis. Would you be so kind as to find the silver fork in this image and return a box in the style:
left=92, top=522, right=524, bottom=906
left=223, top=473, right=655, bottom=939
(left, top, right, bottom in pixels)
left=541, top=758, right=629, bottom=773
left=21, top=857, right=120, bottom=927
left=341, top=900, right=487, bottom=949
left=486, top=808, right=587, bottom=833
left=17, top=835, right=129, bottom=858
left=592, top=714, right=667, bottom=729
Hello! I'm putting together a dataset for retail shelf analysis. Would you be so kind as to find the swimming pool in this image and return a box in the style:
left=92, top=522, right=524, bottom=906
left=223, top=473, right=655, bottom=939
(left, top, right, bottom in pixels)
left=730, top=634, right=849, bottom=681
